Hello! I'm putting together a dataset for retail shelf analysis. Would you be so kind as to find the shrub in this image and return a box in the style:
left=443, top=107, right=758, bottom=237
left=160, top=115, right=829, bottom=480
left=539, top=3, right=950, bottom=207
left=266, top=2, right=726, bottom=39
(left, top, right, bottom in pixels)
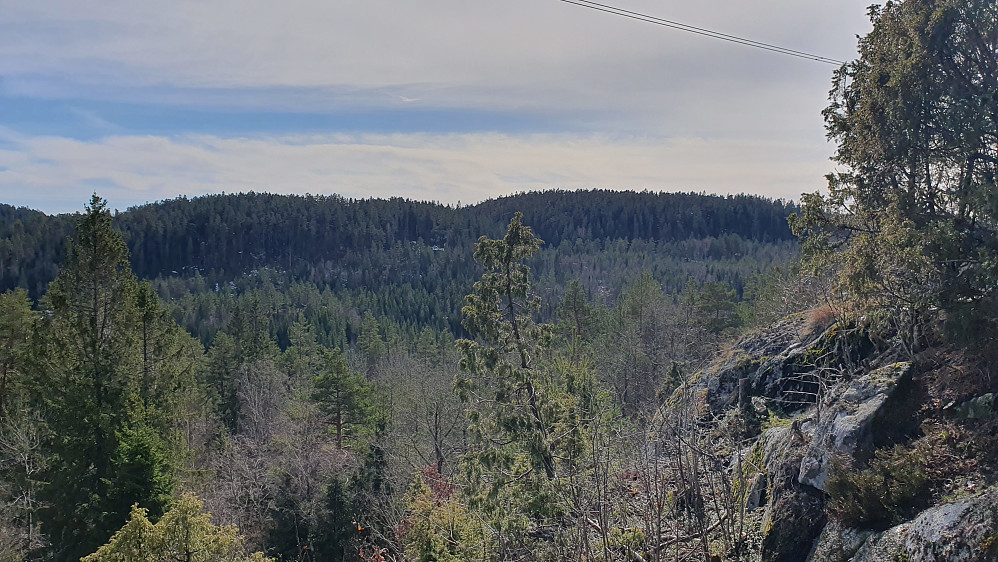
left=826, top=445, right=930, bottom=530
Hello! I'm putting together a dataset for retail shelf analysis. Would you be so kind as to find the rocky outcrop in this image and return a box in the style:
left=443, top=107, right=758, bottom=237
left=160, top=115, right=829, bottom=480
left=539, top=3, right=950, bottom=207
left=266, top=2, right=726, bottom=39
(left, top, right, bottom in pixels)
left=759, top=427, right=827, bottom=562
left=700, top=314, right=823, bottom=412
left=692, top=312, right=994, bottom=562
left=798, top=362, right=912, bottom=491
left=848, top=488, right=998, bottom=561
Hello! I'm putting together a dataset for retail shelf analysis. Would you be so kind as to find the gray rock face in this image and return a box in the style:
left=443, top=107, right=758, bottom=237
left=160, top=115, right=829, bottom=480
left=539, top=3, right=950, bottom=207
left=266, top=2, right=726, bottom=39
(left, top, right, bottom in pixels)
left=686, top=313, right=996, bottom=562
left=798, top=362, right=911, bottom=491
left=736, top=314, right=812, bottom=359
left=699, top=315, right=831, bottom=413
left=807, top=521, right=873, bottom=562
left=849, top=488, right=998, bottom=562
left=760, top=427, right=827, bottom=562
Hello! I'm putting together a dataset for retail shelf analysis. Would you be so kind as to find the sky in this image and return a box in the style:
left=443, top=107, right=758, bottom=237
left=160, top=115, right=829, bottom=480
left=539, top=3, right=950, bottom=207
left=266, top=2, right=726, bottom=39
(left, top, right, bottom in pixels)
left=0, top=0, right=873, bottom=214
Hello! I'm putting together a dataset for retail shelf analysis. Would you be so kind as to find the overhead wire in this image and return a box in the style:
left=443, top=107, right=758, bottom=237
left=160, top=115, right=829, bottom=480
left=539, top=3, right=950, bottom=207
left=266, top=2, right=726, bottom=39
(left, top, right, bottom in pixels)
left=558, top=0, right=846, bottom=65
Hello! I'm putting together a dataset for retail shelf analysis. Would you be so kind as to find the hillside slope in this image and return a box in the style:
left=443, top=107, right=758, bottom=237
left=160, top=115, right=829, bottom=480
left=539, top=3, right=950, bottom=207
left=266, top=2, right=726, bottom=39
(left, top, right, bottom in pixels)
left=0, top=190, right=796, bottom=298
left=0, top=191, right=799, bottom=344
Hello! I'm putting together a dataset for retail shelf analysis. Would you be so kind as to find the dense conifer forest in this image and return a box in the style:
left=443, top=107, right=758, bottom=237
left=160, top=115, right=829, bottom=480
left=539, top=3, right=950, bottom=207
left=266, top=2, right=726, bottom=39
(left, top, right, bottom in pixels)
left=0, top=189, right=808, bottom=561
left=0, top=190, right=797, bottom=347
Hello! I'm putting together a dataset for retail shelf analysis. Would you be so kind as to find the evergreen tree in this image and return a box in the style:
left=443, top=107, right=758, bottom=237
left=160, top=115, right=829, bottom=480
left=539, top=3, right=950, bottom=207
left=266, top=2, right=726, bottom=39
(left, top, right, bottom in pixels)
left=557, top=279, right=595, bottom=343
left=227, top=296, right=280, bottom=362
left=356, top=312, right=386, bottom=371
left=205, top=332, right=242, bottom=432
left=413, top=326, right=440, bottom=367
left=281, top=316, right=321, bottom=382
left=455, top=214, right=619, bottom=557
left=312, top=348, right=372, bottom=449
left=695, top=281, right=740, bottom=334
left=791, top=0, right=998, bottom=342
left=455, top=212, right=554, bottom=478
left=0, top=289, right=34, bottom=420
left=311, top=479, right=361, bottom=562
left=134, top=281, right=202, bottom=434
left=81, top=494, right=270, bottom=562
left=27, top=196, right=177, bottom=560
left=403, top=471, right=487, bottom=562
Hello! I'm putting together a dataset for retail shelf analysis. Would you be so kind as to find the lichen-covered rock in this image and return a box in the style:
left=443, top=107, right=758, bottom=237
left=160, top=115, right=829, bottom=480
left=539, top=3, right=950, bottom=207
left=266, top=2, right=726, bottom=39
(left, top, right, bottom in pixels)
left=954, top=393, right=996, bottom=420
left=759, top=426, right=827, bottom=562
left=698, top=315, right=827, bottom=413
left=745, top=473, right=766, bottom=511
left=849, top=488, right=998, bottom=561
left=798, top=362, right=912, bottom=491
left=807, top=521, right=873, bottom=562
left=683, top=312, right=996, bottom=562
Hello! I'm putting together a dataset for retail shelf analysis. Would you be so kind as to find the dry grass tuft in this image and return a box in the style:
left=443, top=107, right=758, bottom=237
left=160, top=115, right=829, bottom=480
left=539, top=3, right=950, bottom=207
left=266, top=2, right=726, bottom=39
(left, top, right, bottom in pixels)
left=800, top=304, right=838, bottom=337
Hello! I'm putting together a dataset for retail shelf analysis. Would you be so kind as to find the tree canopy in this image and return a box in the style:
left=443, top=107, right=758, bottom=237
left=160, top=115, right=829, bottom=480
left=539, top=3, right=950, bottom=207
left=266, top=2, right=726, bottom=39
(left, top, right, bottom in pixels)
left=81, top=494, right=270, bottom=562
left=792, top=0, right=998, bottom=341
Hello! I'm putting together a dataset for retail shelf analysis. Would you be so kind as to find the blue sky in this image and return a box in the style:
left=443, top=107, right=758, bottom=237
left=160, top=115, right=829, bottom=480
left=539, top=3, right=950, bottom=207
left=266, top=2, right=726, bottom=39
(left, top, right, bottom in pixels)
left=0, top=0, right=872, bottom=214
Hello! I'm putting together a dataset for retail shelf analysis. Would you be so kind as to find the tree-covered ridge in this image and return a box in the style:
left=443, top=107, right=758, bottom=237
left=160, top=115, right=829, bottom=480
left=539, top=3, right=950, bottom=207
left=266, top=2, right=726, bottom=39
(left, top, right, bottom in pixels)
left=473, top=190, right=796, bottom=244
left=0, top=191, right=799, bottom=357
left=0, top=196, right=780, bottom=561
left=0, top=190, right=796, bottom=300
left=0, top=205, right=74, bottom=300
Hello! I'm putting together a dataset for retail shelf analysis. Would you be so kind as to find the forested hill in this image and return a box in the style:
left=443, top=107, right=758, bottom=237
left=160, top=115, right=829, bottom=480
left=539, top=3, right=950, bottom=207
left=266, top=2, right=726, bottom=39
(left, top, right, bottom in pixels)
left=0, top=190, right=796, bottom=300
left=472, top=190, right=793, bottom=244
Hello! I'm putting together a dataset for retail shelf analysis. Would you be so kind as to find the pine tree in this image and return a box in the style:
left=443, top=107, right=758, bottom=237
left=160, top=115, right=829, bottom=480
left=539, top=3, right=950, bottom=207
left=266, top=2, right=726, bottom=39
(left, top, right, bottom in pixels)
left=695, top=281, right=740, bottom=334
left=312, top=348, right=372, bottom=449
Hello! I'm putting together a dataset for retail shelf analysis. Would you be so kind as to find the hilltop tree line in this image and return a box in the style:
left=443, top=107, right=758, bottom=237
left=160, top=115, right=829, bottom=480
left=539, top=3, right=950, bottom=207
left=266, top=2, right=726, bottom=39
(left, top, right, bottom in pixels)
left=0, top=190, right=796, bottom=302
left=0, top=191, right=799, bottom=351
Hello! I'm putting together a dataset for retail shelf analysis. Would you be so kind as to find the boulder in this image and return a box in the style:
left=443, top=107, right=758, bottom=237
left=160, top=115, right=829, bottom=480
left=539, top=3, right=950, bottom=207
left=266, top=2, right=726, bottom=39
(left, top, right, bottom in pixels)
left=807, top=521, right=873, bottom=562
left=798, top=362, right=912, bottom=491
left=953, top=393, right=996, bottom=420
left=850, top=487, right=998, bottom=561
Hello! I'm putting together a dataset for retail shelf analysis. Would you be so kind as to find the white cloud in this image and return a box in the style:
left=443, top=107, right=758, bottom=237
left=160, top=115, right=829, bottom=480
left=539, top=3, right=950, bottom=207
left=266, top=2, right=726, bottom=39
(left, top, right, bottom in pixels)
left=0, top=1, right=872, bottom=131
left=0, top=129, right=832, bottom=213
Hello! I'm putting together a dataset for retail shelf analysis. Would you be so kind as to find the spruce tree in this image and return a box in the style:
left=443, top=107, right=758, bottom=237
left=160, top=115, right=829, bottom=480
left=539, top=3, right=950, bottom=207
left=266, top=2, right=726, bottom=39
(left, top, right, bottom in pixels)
left=28, top=196, right=175, bottom=560
left=0, top=289, right=34, bottom=420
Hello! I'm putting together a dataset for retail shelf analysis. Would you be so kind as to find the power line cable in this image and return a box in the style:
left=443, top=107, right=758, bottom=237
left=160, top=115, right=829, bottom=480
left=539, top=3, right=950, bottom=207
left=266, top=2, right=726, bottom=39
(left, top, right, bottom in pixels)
left=559, top=0, right=846, bottom=65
